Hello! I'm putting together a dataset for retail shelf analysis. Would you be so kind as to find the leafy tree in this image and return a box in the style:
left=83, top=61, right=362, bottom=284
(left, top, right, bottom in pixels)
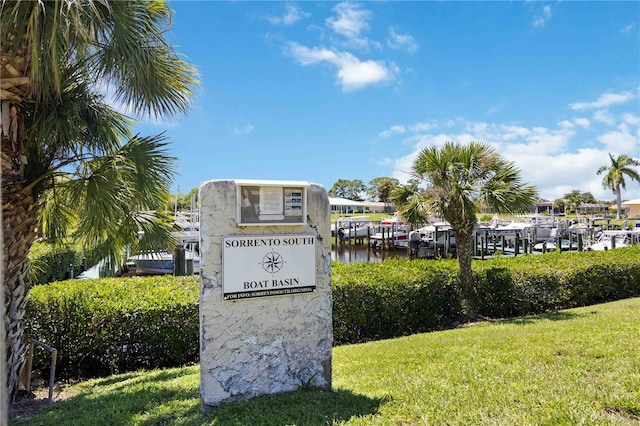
left=597, top=153, right=640, bottom=219
left=394, top=142, right=537, bottom=318
left=367, top=177, right=399, bottom=212
left=561, top=190, right=602, bottom=215
left=328, top=179, right=351, bottom=198
left=563, top=190, right=587, bottom=214
left=581, top=192, right=596, bottom=204
left=328, top=179, right=366, bottom=201
left=367, top=177, right=399, bottom=201
left=347, top=179, right=367, bottom=201
left=1, top=0, right=197, bottom=408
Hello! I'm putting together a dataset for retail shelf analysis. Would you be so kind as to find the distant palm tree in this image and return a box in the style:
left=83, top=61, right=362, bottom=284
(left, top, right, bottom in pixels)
left=394, top=142, right=537, bottom=319
left=597, top=153, right=640, bottom=219
left=1, top=0, right=197, bottom=408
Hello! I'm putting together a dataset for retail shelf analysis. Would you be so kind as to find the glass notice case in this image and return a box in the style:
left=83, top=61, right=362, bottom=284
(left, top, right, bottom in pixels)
left=237, top=180, right=308, bottom=226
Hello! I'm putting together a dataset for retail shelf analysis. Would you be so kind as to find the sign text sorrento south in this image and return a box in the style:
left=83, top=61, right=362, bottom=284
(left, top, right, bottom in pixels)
left=222, top=234, right=316, bottom=300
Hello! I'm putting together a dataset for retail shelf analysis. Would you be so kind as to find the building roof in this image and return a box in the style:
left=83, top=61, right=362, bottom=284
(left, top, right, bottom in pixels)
left=621, top=199, right=640, bottom=206
left=328, top=197, right=367, bottom=207
left=362, top=201, right=386, bottom=208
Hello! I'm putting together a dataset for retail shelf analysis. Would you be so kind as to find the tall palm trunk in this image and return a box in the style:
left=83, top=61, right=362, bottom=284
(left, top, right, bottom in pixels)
left=2, top=104, right=38, bottom=408
left=455, top=230, right=477, bottom=320
left=615, top=184, right=622, bottom=220
left=0, top=174, right=5, bottom=425
left=2, top=24, right=35, bottom=408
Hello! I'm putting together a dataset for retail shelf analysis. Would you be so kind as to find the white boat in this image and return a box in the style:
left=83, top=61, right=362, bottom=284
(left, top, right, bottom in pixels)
left=587, top=230, right=639, bottom=251
left=127, top=252, right=174, bottom=275
left=369, top=216, right=409, bottom=248
left=332, top=216, right=369, bottom=237
left=336, top=222, right=371, bottom=240
left=489, top=214, right=570, bottom=242
left=369, top=230, right=408, bottom=248
left=533, top=239, right=573, bottom=251
left=127, top=247, right=200, bottom=275
left=417, top=222, right=453, bottom=239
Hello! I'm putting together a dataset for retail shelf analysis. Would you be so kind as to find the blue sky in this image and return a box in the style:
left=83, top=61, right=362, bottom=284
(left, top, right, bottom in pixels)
left=136, top=1, right=640, bottom=202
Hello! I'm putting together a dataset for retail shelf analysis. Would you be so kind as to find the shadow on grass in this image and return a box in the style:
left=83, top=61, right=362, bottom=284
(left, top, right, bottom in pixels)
left=202, top=388, right=386, bottom=426
left=502, top=310, right=584, bottom=325
left=11, top=367, right=202, bottom=425
left=12, top=367, right=385, bottom=426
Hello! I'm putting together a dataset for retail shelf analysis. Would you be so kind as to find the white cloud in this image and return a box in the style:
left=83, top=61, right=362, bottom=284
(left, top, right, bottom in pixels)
left=287, top=43, right=338, bottom=65
left=532, top=4, right=552, bottom=28
left=379, top=120, right=440, bottom=139
left=593, top=110, right=616, bottom=126
left=598, top=128, right=638, bottom=153
left=499, top=125, right=531, bottom=141
left=574, top=118, right=590, bottom=128
left=279, top=2, right=411, bottom=92
left=379, top=125, right=406, bottom=138
left=387, top=27, right=419, bottom=54
left=620, top=22, right=637, bottom=35
left=570, top=90, right=637, bottom=110
left=267, top=3, right=309, bottom=26
left=285, top=42, right=396, bottom=91
left=338, top=59, right=396, bottom=91
left=485, top=105, right=501, bottom=116
left=409, top=122, right=438, bottom=133
left=381, top=104, right=640, bottom=201
left=233, top=124, right=254, bottom=136
left=326, top=2, right=374, bottom=50
left=622, top=113, right=639, bottom=127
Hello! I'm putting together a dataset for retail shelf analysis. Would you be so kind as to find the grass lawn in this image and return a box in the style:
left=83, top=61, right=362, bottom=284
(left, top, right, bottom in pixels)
left=13, top=298, right=640, bottom=425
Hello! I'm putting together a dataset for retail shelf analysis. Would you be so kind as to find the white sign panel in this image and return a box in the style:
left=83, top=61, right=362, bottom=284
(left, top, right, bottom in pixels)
left=223, top=234, right=316, bottom=300
left=259, top=186, right=284, bottom=221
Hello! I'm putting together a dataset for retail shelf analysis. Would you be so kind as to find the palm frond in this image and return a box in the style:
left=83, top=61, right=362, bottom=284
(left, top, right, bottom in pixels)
left=91, top=0, right=199, bottom=118
left=597, top=153, right=640, bottom=193
left=37, top=176, right=77, bottom=245
left=45, top=132, right=179, bottom=263
left=23, top=60, right=132, bottom=192
left=2, top=0, right=198, bottom=117
left=408, top=141, right=538, bottom=229
left=392, top=186, right=433, bottom=227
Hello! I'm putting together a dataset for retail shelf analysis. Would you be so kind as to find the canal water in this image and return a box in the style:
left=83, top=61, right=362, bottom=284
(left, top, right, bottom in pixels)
left=331, top=244, right=409, bottom=264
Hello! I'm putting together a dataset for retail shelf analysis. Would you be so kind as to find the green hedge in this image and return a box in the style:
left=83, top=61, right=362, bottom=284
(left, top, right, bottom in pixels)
left=26, top=247, right=640, bottom=378
left=27, top=276, right=199, bottom=379
left=28, top=242, right=88, bottom=285
left=332, top=259, right=463, bottom=344
left=472, top=248, right=640, bottom=313
left=331, top=248, right=640, bottom=344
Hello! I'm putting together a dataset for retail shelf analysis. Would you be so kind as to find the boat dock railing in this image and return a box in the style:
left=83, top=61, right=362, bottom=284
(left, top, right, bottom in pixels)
left=331, top=217, right=640, bottom=261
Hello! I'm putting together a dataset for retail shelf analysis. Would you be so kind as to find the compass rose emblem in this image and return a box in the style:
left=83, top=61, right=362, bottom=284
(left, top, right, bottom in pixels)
left=261, top=251, right=284, bottom=274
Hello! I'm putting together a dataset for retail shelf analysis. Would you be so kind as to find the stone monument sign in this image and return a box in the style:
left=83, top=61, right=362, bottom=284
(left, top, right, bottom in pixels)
left=199, top=179, right=332, bottom=408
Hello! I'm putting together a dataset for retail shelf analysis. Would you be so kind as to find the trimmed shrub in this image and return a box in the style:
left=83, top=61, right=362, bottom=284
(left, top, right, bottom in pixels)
left=473, top=248, right=640, bottom=314
left=27, top=276, right=199, bottom=379
left=333, top=248, right=640, bottom=344
left=332, top=259, right=463, bottom=344
left=25, top=247, right=640, bottom=378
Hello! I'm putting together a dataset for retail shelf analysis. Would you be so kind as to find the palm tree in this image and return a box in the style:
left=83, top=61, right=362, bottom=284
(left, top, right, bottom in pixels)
left=1, top=0, right=197, bottom=409
left=394, top=142, right=537, bottom=319
left=597, top=153, right=640, bottom=220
